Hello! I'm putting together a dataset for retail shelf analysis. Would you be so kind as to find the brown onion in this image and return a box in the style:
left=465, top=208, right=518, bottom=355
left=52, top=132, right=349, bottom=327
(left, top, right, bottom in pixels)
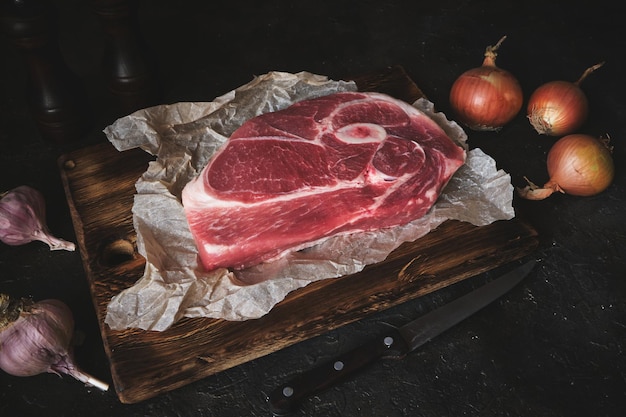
left=449, top=36, right=523, bottom=131
left=518, top=134, right=614, bottom=200
left=527, top=62, right=604, bottom=136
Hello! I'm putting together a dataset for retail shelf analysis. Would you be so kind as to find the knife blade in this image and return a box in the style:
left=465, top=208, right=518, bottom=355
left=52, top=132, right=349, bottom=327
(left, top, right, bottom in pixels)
left=267, top=259, right=536, bottom=416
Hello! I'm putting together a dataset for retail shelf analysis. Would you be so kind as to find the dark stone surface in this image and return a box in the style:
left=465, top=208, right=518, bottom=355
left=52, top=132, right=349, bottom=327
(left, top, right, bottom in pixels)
left=1, top=0, right=625, bottom=416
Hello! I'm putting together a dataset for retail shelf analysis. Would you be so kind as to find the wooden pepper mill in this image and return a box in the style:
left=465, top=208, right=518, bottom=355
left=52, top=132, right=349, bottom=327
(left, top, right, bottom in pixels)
left=92, top=0, right=160, bottom=115
left=1, top=0, right=92, bottom=145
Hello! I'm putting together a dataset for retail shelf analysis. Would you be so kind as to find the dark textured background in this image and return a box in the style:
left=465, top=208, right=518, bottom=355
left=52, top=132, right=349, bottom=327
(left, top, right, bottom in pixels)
left=1, top=0, right=625, bottom=416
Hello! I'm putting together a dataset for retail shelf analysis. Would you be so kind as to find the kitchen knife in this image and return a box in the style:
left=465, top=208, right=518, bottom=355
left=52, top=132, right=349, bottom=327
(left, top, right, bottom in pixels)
left=267, top=259, right=536, bottom=416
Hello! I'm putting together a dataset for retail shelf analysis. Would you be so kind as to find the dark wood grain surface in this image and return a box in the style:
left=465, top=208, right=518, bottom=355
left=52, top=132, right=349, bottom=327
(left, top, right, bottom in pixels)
left=57, top=66, right=538, bottom=404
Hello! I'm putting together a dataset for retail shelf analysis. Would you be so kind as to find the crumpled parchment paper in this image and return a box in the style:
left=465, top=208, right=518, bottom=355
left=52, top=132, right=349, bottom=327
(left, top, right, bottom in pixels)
left=103, top=71, right=514, bottom=331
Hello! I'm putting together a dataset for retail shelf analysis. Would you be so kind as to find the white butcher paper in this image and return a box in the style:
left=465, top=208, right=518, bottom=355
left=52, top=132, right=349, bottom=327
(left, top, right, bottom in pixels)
left=103, top=71, right=514, bottom=331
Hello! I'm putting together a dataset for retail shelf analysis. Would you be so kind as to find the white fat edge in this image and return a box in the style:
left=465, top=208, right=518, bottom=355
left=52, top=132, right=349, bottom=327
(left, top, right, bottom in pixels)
left=199, top=242, right=231, bottom=258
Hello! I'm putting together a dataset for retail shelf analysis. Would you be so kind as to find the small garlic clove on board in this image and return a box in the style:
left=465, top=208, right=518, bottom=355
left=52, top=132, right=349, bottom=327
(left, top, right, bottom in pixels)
left=0, top=185, right=75, bottom=251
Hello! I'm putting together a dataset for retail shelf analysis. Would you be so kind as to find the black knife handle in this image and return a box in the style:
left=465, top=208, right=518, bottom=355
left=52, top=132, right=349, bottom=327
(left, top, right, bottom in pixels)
left=267, top=328, right=409, bottom=416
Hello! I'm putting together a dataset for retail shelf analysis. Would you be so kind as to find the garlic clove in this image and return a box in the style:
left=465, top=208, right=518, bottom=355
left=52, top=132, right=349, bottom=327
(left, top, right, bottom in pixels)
left=0, top=186, right=75, bottom=251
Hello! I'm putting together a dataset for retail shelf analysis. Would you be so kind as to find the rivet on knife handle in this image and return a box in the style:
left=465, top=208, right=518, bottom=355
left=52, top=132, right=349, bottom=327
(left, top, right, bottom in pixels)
left=267, top=328, right=410, bottom=416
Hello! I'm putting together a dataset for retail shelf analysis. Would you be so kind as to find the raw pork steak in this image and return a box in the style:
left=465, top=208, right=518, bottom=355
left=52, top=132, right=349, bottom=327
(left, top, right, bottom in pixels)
left=182, top=92, right=465, bottom=271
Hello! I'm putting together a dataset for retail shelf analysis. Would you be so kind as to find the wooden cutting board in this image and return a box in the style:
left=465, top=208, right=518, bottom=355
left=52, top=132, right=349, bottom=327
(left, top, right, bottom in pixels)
left=58, top=65, right=538, bottom=404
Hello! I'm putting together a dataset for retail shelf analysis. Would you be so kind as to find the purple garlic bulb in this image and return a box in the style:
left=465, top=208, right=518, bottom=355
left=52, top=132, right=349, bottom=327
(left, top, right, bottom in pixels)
left=0, top=185, right=75, bottom=251
left=0, top=293, right=108, bottom=391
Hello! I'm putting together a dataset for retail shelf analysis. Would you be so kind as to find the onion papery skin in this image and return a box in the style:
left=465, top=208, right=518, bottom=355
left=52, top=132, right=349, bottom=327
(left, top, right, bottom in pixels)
left=450, top=36, right=523, bottom=131
left=547, top=134, right=614, bottom=195
left=450, top=65, right=523, bottom=132
left=518, top=134, right=614, bottom=200
left=527, top=81, right=589, bottom=136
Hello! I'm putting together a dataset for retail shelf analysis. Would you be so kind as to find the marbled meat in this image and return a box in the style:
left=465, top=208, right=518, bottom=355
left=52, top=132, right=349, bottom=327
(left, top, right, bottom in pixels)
left=182, top=92, right=466, bottom=271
